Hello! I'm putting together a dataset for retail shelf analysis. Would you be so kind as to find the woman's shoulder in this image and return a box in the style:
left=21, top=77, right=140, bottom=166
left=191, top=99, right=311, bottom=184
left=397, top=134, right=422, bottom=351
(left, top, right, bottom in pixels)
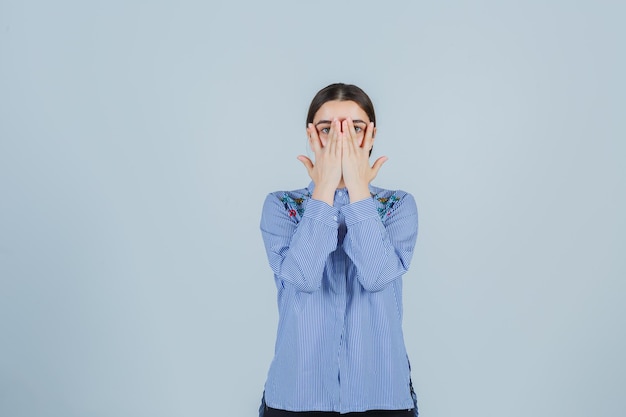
left=264, top=185, right=313, bottom=220
left=267, top=185, right=312, bottom=201
left=369, top=185, right=416, bottom=220
left=369, top=185, right=414, bottom=204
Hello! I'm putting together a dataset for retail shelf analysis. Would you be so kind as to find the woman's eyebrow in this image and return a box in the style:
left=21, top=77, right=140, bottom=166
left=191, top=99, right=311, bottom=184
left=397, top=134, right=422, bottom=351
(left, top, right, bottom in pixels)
left=315, top=119, right=368, bottom=126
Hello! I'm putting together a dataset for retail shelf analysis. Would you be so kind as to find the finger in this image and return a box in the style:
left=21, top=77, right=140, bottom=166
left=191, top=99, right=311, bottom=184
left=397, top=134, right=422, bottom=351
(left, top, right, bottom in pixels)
left=341, top=120, right=349, bottom=151
left=326, top=119, right=335, bottom=154
left=297, top=155, right=314, bottom=175
left=310, top=123, right=327, bottom=148
left=307, top=124, right=323, bottom=151
left=338, top=119, right=348, bottom=155
left=370, top=156, right=388, bottom=178
left=330, top=118, right=341, bottom=156
left=346, top=118, right=358, bottom=144
left=363, top=122, right=375, bottom=152
left=347, top=118, right=362, bottom=155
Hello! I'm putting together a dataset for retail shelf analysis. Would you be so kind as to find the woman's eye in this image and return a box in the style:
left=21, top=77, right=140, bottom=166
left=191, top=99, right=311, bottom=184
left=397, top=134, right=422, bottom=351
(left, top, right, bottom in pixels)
left=320, top=127, right=330, bottom=134
left=354, top=126, right=363, bottom=133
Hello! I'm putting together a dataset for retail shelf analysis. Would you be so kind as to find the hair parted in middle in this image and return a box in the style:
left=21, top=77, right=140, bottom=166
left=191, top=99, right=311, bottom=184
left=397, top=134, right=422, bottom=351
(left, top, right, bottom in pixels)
left=306, top=83, right=376, bottom=127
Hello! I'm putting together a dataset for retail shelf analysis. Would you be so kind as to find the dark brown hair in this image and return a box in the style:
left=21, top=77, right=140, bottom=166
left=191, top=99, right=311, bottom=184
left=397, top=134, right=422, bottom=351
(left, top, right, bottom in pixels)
left=306, top=83, right=376, bottom=127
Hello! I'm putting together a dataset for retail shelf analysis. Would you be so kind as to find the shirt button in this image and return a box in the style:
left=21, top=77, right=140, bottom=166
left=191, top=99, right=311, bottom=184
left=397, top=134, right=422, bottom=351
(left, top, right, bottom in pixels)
left=337, top=191, right=343, bottom=196
left=333, top=216, right=338, bottom=221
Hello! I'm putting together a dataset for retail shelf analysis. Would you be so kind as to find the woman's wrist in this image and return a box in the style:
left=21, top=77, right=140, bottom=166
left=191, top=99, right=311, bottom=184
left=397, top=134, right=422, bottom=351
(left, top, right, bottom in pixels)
left=347, top=183, right=371, bottom=203
left=312, top=185, right=336, bottom=206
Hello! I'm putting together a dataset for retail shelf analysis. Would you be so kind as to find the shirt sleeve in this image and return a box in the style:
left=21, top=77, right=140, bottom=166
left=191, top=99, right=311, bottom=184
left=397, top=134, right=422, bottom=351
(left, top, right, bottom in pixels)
left=341, top=193, right=418, bottom=292
left=260, top=193, right=339, bottom=293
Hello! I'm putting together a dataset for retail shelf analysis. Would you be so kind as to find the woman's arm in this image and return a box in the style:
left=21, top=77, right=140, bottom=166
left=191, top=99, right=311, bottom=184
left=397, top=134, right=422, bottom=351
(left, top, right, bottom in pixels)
left=341, top=192, right=418, bottom=292
left=260, top=193, right=339, bottom=293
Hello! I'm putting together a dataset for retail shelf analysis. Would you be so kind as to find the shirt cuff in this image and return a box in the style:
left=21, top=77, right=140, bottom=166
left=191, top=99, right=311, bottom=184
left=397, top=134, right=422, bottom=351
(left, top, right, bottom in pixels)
left=341, top=197, right=379, bottom=226
left=302, top=198, right=340, bottom=229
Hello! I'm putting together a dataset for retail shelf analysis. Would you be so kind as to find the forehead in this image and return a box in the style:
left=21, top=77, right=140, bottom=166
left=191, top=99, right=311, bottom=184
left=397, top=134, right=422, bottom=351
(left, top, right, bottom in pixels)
left=313, top=100, right=369, bottom=123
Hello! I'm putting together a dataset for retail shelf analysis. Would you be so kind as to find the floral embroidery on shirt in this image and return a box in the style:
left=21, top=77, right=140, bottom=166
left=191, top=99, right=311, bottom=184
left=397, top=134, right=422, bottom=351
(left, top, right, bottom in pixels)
left=373, top=192, right=401, bottom=219
left=281, top=193, right=310, bottom=218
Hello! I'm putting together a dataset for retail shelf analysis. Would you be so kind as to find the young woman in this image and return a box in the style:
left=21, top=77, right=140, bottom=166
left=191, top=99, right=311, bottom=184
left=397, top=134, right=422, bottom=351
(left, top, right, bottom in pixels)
left=259, top=83, right=419, bottom=417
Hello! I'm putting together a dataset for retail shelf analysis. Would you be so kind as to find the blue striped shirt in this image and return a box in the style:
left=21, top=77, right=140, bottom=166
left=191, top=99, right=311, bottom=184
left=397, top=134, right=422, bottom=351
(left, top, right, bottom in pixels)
left=260, top=182, right=419, bottom=413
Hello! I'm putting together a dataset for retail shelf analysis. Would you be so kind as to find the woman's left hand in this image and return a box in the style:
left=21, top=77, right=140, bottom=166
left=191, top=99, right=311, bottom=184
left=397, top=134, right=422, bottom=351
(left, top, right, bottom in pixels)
left=341, top=118, right=388, bottom=202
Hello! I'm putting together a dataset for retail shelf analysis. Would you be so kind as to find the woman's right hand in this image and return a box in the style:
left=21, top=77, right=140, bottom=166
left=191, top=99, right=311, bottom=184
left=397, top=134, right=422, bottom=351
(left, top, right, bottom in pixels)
left=297, top=119, right=342, bottom=206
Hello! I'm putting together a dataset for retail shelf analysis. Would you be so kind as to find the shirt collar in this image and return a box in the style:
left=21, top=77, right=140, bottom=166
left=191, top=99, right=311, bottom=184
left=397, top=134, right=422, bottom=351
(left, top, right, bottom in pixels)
left=306, top=181, right=375, bottom=196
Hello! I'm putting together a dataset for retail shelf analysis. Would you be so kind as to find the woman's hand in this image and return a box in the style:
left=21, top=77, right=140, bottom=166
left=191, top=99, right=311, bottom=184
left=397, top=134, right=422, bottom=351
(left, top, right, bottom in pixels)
left=341, top=118, right=388, bottom=202
left=297, top=119, right=343, bottom=205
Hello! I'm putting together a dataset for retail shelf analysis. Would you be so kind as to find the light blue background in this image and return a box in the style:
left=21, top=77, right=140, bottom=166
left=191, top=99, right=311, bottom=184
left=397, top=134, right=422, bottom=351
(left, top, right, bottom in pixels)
left=1, top=1, right=624, bottom=416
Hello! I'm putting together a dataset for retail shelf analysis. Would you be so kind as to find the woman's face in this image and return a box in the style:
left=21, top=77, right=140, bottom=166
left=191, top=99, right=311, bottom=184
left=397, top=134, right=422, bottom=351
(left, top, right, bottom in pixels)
left=311, top=100, right=375, bottom=146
